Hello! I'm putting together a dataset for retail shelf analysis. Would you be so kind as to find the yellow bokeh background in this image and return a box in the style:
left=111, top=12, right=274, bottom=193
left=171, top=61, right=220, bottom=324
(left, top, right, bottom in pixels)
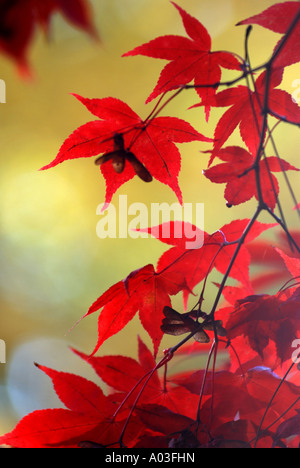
left=0, top=0, right=299, bottom=434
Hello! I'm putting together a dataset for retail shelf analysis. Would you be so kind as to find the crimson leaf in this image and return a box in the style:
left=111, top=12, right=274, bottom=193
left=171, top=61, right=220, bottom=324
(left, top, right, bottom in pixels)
left=123, top=2, right=241, bottom=120
left=40, top=94, right=211, bottom=206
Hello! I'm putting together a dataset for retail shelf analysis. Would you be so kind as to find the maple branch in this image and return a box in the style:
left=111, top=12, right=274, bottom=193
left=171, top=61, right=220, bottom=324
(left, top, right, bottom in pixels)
left=245, top=32, right=299, bottom=225
left=237, top=16, right=300, bottom=216
left=187, top=5, right=300, bottom=96
left=111, top=368, right=153, bottom=422
left=241, top=38, right=298, bottom=254
left=196, top=340, right=216, bottom=438
left=245, top=66, right=289, bottom=225
left=267, top=109, right=300, bottom=127
left=253, top=358, right=297, bottom=448
left=246, top=42, right=300, bottom=438
left=265, top=207, right=300, bottom=254
left=182, top=61, right=269, bottom=93
left=195, top=242, right=225, bottom=315
left=161, top=209, right=262, bottom=360
left=144, top=87, right=185, bottom=123
left=120, top=9, right=300, bottom=448
left=258, top=394, right=300, bottom=445
left=263, top=126, right=300, bottom=216
left=117, top=353, right=171, bottom=447
left=209, top=206, right=261, bottom=318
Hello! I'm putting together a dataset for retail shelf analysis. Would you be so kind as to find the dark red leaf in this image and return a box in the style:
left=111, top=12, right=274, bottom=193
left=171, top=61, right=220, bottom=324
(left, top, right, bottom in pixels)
left=175, top=366, right=300, bottom=430
left=135, top=404, right=195, bottom=436
left=246, top=229, right=300, bottom=291
left=0, top=0, right=97, bottom=75
left=274, top=411, right=300, bottom=445
left=225, top=287, right=300, bottom=362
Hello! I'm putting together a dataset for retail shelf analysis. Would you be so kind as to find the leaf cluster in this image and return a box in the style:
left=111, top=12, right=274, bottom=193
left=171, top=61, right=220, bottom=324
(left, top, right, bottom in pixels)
left=1, top=1, right=300, bottom=449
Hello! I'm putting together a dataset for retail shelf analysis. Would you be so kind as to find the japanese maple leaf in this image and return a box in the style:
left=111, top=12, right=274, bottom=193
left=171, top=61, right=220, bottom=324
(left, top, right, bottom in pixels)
left=77, top=263, right=186, bottom=357
left=0, top=364, right=140, bottom=448
left=175, top=366, right=300, bottom=433
left=237, top=1, right=300, bottom=69
left=246, top=229, right=300, bottom=291
left=123, top=2, right=241, bottom=120
left=0, top=0, right=97, bottom=75
left=32, top=0, right=98, bottom=38
left=140, top=219, right=276, bottom=308
left=275, top=248, right=300, bottom=279
left=198, top=68, right=300, bottom=158
left=225, top=286, right=300, bottom=363
left=40, top=94, right=211, bottom=206
left=274, top=411, right=300, bottom=447
left=73, top=336, right=200, bottom=419
left=203, top=146, right=299, bottom=210
left=0, top=0, right=34, bottom=75
left=134, top=404, right=195, bottom=440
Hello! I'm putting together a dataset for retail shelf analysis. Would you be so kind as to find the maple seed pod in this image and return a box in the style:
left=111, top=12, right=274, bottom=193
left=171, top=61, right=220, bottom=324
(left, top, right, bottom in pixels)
left=95, top=132, right=152, bottom=182
left=112, top=152, right=125, bottom=173
left=94, top=149, right=125, bottom=173
left=94, top=132, right=126, bottom=169
left=126, top=152, right=153, bottom=183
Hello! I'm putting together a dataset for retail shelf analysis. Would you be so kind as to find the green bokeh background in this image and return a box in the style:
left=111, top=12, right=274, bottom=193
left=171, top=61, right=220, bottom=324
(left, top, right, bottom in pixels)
left=0, top=0, right=299, bottom=434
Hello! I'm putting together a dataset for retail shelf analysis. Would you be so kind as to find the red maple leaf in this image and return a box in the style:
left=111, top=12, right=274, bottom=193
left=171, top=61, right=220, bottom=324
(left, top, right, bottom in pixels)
left=0, top=0, right=97, bottom=75
left=225, top=286, right=300, bottom=363
left=174, top=366, right=300, bottom=434
left=237, top=1, right=300, bottom=69
left=73, top=336, right=200, bottom=420
left=141, top=219, right=276, bottom=308
left=274, top=411, right=300, bottom=447
left=203, top=146, right=299, bottom=210
left=134, top=404, right=195, bottom=439
left=275, top=248, right=300, bottom=279
left=77, top=263, right=186, bottom=357
left=73, top=336, right=161, bottom=398
left=246, top=229, right=300, bottom=292
left=123, top=2, right=241, bottom=120
left=40, top=94, right=211, bottom=206
left=0, top=364, right=140, bottom=448
left=198, top=68, right=300, bottom=157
